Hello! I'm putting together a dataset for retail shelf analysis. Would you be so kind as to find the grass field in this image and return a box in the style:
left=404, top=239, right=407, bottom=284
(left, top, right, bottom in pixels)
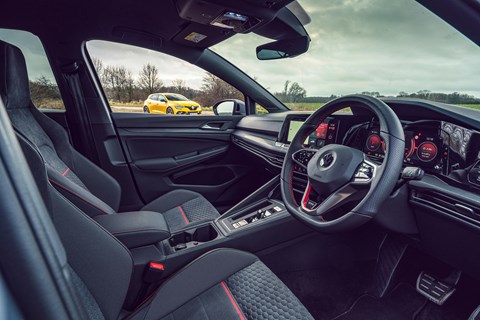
left=456, top=104, right=480, bottom=110
left=33, top=98, right=480, bottom=113
left=110, top=102, right=480, bottom=113
left=286, top=102, right=480, bottom=112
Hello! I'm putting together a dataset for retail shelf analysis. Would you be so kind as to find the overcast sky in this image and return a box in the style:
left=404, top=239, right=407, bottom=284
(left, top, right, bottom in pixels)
left=1, top=0, right=479, bottom=98
left=212, top=0, right=480, bottom=97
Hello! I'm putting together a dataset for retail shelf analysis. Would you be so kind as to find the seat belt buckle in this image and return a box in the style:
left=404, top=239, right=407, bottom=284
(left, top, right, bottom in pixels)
left=144, top=261, right=165, bottom=283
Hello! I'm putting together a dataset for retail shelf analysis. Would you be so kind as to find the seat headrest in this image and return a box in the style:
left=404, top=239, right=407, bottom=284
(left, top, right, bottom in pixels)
left=0, top=40, right=32, bottom=109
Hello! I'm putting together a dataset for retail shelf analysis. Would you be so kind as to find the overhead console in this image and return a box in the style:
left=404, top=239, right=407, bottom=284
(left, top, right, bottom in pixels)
left=176, top=0, right=268, bottom=34
left=174, top=0, right=309, bottom=48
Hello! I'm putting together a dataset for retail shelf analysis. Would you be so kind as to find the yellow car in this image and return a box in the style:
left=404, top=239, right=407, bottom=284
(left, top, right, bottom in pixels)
left=143, top=93, right=202, bottom=115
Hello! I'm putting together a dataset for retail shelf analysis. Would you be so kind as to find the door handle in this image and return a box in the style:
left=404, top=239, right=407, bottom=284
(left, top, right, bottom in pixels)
left=201, top=124, right=222, bottom=130
left=201, top=122, right=227, bottom=130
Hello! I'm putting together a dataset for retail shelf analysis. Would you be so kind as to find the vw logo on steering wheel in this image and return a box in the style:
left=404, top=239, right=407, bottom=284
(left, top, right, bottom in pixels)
left=319, top=153, right=334, bottom=168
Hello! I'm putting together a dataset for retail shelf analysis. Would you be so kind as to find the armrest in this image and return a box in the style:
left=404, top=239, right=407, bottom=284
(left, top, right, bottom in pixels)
left=94, top=211, right=170, bottom=249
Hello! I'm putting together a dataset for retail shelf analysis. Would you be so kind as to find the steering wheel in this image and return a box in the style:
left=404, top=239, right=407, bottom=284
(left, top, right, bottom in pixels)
left=281, top=95, right=405, bottom=232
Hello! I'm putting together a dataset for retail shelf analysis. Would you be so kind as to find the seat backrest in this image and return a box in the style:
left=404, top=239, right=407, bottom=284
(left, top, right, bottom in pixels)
left=0, top=40, right=122, bottom=217
left=0, top=92, right=134, bottom=319
left=19, top=133, right=135, bottom=319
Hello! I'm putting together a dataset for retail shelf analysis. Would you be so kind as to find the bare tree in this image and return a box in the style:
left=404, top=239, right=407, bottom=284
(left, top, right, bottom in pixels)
left=138, top=63, right=163, bottom=94
left=103, top=65, right=134, bottom=102
left=92, top=57, right=104, bottom=78
left=29, top=76, right=62, bottom=107
left=172, top=79, right=187, bottom=93
left=275, top=80, right=306, bottom=103
left=287, top=82, right=307, bottom=102
left=196, top=72, right=243, bottom=106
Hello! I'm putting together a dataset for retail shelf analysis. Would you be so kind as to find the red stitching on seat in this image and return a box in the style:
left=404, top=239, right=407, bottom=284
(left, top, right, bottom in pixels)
left=178, top=206, right=189, bottom=224
left=62, top=168, right=70, bottom=176
left=221, top=281, right=246, bottom=320
left=49, top=178, right=110, bottom=215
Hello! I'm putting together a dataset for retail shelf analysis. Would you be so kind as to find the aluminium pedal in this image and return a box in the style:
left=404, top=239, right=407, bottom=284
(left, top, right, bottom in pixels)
left=416, top=270, right=461, bottom=305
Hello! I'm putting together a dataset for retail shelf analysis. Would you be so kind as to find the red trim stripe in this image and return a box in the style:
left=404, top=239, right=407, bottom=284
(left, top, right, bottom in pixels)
left=48, top=179, right=111, bottom=215
left=302, top=184, right=312, bottom=208
left=62, top=168, right=70, bottom=176
left=221, top=281, right=245, bottom=320
left=178, top=206, right=189, bottom=224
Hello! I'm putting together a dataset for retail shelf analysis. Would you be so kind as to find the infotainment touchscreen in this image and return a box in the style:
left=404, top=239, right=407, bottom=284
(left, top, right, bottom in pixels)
left=287, top=120, right=305, bottom=143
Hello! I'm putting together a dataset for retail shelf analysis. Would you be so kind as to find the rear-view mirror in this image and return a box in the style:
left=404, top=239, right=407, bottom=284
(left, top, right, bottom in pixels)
left=256, top=36, right=310, bottom=60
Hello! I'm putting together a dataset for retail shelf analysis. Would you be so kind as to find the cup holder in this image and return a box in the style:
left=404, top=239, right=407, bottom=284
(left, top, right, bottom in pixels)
left=169, top=224, right=218, bottom=251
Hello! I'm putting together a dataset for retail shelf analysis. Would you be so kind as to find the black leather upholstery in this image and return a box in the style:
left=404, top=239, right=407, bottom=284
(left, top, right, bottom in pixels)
left=130, top=249, right=314, bottom=320
left=16, top=131, right=315, bottom=320
left=143, top=189, right=221, bottom=231
left=1, top=39, right=314, bottom=320
left=0, top=40, right=220, bottom=233
left=94, top=211, right=171, bottom=248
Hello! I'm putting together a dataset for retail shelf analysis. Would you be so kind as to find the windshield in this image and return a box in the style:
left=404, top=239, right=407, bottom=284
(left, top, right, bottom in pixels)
left=212, top=0, right=480, bottom=111
left=165, top=94, right=189, bottom=101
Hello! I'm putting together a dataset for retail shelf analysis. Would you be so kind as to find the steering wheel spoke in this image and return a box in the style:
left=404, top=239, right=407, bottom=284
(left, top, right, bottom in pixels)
left=300, top=180, right=368, bottom=217
left=292, top=148, right=317, bottom=168
left=351, top=157, right=379, bottom=186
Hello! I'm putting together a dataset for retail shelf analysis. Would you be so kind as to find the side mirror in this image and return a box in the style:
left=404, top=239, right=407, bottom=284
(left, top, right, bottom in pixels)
left=213, top=99, right=246, bottom=116
left=256, top=36, right=310, bottom=60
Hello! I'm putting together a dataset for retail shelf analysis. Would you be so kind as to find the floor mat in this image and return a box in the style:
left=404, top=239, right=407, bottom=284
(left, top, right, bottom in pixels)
left=332, top=283, right=426, bottom=320
left=415, top=302, right=465, bottom=320
left=278, top=262, right=375, bottom=320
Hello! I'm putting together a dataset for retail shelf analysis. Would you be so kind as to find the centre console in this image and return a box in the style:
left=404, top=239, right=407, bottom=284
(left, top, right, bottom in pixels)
left=219, top=199, right=285, bottom=233
left=117, top=175, right=311, bottom=310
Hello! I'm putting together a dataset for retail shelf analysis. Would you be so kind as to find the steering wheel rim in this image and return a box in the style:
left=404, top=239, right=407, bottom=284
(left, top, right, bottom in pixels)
left=280, top=94, right=405, bottom=232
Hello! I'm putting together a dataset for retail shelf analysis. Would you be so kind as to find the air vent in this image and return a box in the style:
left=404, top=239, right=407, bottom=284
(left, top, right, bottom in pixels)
left=468, top=160, right=480, bottom=187
left=411, top=190, right=480, bottom=224
left=232, top=136, right=284, bottom=168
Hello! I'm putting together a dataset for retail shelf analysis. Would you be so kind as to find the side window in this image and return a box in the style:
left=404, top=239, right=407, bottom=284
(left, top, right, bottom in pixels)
left=256, top=104, right=269, bottom=114
left=0, top=29, right=65, bottom=110
left=87, top=40, right=244, bottom=116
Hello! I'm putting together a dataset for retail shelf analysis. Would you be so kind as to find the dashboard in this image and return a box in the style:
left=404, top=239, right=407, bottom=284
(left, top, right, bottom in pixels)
left=276, top=115, right=478, bottom=179
left=231, top=98, right=480, bottom=280
left=231, top=98, right=480, bottom=196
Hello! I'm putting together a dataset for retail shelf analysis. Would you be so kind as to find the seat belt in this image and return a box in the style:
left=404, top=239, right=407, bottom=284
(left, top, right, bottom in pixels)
left=62, top=62, right=99, bottom=164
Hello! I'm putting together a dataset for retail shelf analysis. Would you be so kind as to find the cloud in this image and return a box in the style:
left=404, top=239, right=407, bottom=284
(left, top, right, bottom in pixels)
left=87, top=41, right=207, bottom=89
left=1, top=0, right=479, bottom=98
left=213, top=0, right=480, bottom=97
left=0, top=29, right=57, bottom=82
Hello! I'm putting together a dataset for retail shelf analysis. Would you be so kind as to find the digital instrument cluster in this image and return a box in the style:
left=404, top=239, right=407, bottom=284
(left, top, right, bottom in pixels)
left=364, top=126, right=446, bottom=170
left=305, top=120, right=338, bottom=148
left=285, top=118, right=339, bottom=148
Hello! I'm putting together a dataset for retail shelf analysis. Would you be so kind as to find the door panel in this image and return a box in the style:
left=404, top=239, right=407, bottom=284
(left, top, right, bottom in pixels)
left=113, top=113, right=272, bottom=209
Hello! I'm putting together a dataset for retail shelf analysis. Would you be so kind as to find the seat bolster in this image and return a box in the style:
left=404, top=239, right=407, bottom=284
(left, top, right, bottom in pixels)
left=139, top=248, right=258, bottom=319
left=71, top=148, right=122, bottom=211
left=29, top=107, right=122, bottom=211
left=142, top=189, right=220, bottom=232
left=48, top=169, right=116, bottom=217
left=142, top=189, right=201, bottom=213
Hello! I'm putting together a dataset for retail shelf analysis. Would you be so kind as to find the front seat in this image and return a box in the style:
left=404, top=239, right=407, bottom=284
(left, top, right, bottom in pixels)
left=0, top=40, right=219, bottom=233
left=0, top=93, right=314, bottom=319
